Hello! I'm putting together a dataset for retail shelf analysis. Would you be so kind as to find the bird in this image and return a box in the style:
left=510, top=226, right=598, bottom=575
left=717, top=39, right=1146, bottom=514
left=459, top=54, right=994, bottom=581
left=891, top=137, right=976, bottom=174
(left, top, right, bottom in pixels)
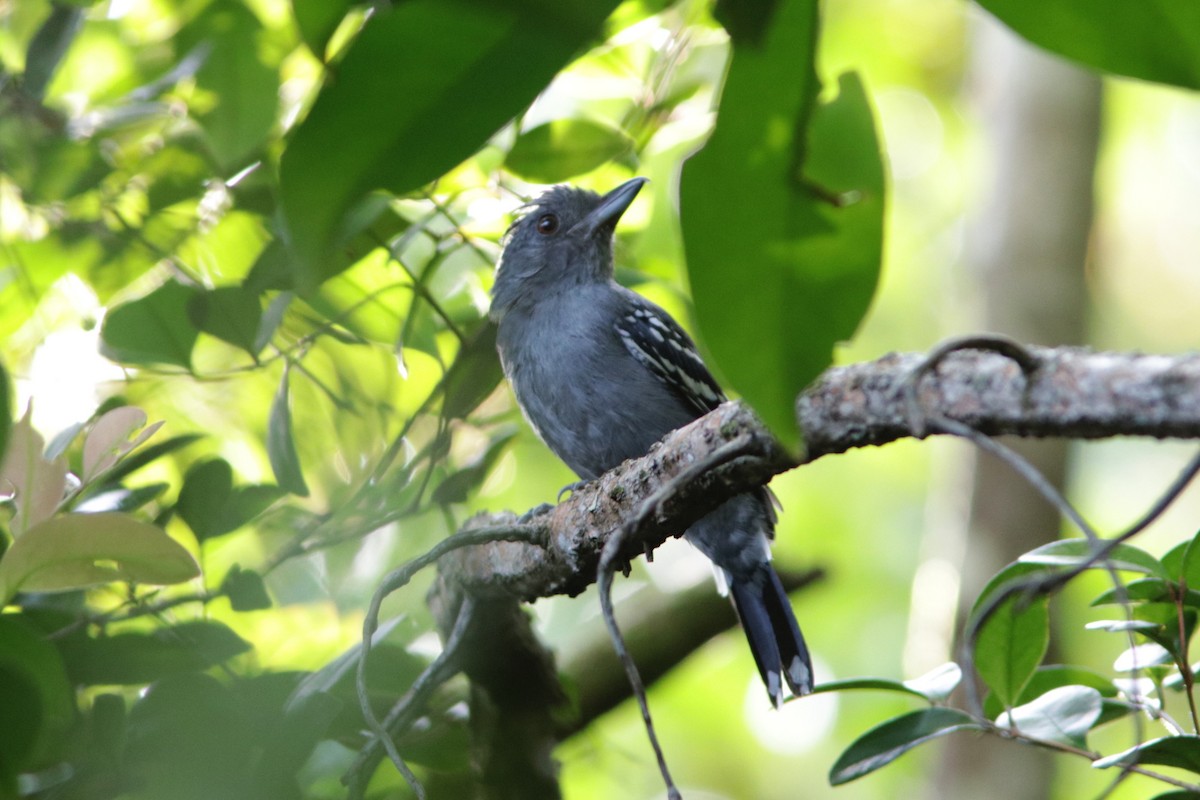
left=489, top=177, right=812, bottom=706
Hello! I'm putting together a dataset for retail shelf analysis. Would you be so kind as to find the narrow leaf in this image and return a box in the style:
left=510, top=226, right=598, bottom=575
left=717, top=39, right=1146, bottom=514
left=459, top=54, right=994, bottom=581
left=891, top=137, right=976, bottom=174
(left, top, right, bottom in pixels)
left=1020, top=538, right=1168, bottom=579
left=0, top=512, right=199, bottom=604
left=268, top=368, right=309, bottom=496
left=830, top=708, right=980, bottom=785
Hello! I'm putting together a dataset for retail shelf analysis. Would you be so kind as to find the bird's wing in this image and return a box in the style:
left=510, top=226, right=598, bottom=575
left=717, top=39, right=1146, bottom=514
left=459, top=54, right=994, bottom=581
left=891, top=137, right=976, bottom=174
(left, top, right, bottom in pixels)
left=614, top=293, right=726, bottom=418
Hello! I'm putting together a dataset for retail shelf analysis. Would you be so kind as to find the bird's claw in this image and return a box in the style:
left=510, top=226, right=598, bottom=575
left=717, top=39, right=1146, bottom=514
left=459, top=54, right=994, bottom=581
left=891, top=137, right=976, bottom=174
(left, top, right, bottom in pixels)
left=518, top=503, right=555, bottom=522
left=557, top=480, right=588, bottom=503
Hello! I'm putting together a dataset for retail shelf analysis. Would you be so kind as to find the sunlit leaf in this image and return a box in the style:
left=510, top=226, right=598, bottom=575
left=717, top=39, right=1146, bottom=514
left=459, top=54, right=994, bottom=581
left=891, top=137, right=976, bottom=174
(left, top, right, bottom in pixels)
left=1091, top=578, right=1200, bottom=608
left=982, top=664, right=1123, bottom=725
left=100, top=279, right=201, bottom=370
left=681, top=0, right=883, bottom=446
left=74, top=482, right=170, bottom=514
left=0, top=411, right=68, bottom=537
left=268, top=368, right=309, bottom=497
left=976, top=0, right=1200, bottom=90
left=280, top=0, right=622, bottom=290
left=0, top=512, right=200, bottom=604
left=179, top=1, right=280, bottom=168
left=1094, top=736, right=1200, bottom=775
left=506, top=118, right=633, bottom=183
left=996, top=685, right=1102, bottom=747
left=829, top=708, right=980, bottom=785
left=82, top=405, right=162, bottom=483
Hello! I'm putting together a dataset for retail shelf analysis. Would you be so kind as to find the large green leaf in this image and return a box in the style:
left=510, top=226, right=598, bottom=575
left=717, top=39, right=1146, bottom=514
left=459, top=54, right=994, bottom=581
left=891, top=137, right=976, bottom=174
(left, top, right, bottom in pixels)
left=680, top=0, right=884, bottom=446
left=100, top=279, right=201, bottom=370
left=0, top=512, right=200, bottom=604
left=279, top=0, right=622, bottom=291
left=976, top=0, right=1200, bottom=90
left=830, top=708, right=980, bottom=785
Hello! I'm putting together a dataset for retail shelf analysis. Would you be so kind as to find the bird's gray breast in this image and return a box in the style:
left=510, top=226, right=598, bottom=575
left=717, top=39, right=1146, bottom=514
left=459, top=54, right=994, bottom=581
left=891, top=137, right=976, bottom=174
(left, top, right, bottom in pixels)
left=497, top=288, right=693, bottom=479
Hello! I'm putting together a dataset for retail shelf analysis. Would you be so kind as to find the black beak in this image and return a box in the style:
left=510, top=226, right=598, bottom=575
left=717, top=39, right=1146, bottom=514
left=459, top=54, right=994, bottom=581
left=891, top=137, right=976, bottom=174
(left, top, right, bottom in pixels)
left=571, top=177, right=648, bottom=238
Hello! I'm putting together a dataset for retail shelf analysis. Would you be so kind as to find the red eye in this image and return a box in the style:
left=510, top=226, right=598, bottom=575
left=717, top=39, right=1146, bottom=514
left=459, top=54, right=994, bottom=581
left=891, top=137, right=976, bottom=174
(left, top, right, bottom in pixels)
left=536, top=214, right=559, bottom=235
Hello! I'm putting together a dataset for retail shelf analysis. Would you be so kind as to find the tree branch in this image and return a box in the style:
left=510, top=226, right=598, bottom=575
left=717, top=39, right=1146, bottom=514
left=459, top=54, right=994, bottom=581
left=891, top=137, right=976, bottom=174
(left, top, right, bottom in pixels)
left=798, top=346, right=1200, bottom=461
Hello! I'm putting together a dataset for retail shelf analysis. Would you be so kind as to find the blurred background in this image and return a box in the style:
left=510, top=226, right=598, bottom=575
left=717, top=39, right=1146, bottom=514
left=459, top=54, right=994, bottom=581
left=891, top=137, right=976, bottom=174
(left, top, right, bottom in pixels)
left=3, top=0, right=1200, bottom=798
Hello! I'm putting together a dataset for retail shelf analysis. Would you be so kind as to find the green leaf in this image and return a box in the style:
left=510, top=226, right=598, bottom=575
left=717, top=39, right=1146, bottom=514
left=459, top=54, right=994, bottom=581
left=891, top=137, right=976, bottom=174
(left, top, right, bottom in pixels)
left=220, top=565, right=272, bottom=612
left=182, top=1, right=280, bottom=168
left=0, top=615, right=73, bottom=773
left=0, top=361, right=10, bottom=472
left=996, top=685, right=1102, bottom=748
left=829, top=708, right=980, bottom=785
left=442, top=322, right=504, bottom=420
left=187, top=286, right=264, bottom=356
left=973, top=592, right=1049, bottom=710
left=1182, top=530, right=1200, bottom=589
left=1094, top=735, right=1200, bottom=775
left=292, top=0, right=356, bottom=59
left=97, top=433, right=203, bottom=486
left=23, top=3, right=85, bottom=100
left=74, top=482, right=170, bottom=514
left=433, top=428, right=518, bottom=505
left=1020, top=538, right=1168, bottom=579
left=713, top=0, right=781, bottom=47
left=0, top=512, right=200, bottom=604
left=681, top=0, right=884, bottom=447
left=100, top=279, right=201, bottom=369
left=982, top=664, right=1125, bottom=726
left=176, top=458, right=283, bottom=541
left=268, top=368, right=309, bottom=496
left=1149, top=793, right=1200, bottom=800
left=279, top=0, right=622, bottom=290
left=1091, top=578, right=1200, bottom=608
left=56, top=620, right=252, bottom=685
left=506, top=118, right=633, bottom=183
left=976, top=0, right=1200, bottom=90
left=810, top=663, right=961, bottom=703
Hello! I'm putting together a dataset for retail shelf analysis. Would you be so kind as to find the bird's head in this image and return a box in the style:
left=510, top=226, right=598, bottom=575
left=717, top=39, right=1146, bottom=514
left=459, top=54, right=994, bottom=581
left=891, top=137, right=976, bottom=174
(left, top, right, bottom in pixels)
left=490, top=177, right=646, bottom=321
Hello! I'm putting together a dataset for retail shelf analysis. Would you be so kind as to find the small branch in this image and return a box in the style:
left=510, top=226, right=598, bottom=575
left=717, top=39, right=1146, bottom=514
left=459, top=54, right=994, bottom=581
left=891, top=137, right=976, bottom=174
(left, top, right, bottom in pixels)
left=798, top=346, right=1200, bottom=460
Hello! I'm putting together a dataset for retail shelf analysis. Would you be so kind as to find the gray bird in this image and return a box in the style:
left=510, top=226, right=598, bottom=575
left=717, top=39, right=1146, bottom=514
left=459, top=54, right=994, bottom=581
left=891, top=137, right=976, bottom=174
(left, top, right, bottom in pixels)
left=490, top=177, right=812, bottom=705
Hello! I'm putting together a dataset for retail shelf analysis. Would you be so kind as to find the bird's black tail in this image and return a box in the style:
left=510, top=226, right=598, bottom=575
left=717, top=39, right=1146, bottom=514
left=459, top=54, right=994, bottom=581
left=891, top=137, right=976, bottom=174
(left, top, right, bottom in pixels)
left=729, top=567, right=813, bottom=706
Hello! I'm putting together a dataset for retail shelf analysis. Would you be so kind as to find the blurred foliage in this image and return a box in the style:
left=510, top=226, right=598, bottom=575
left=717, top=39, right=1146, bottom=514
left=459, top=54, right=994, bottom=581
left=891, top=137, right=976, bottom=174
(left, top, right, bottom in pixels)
left=1, top=0, right=1200, bottom=798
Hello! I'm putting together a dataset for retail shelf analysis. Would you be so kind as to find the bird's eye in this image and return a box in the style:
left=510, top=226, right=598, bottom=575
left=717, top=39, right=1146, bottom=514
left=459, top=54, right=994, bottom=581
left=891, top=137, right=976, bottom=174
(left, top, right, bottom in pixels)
left=535, top=214, right=559, bottom=236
